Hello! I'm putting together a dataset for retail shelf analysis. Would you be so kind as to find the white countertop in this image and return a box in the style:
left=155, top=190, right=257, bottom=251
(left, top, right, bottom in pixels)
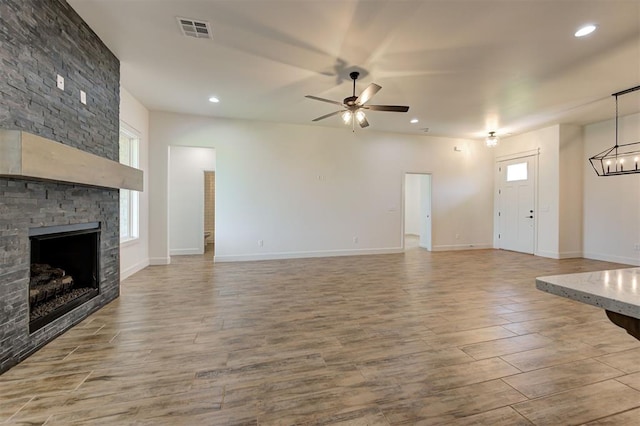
left=536, top=268, right=640, bottom=319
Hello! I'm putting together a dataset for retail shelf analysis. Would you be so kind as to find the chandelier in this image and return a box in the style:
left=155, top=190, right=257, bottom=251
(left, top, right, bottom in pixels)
left=589, top=85, right=640, bottom=176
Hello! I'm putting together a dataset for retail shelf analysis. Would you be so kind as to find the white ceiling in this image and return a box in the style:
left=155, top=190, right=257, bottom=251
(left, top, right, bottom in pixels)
left=68, top=0, right=640, bottom=139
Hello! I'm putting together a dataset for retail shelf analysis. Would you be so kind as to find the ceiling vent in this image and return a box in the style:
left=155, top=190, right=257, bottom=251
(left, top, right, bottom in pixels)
left=177, top=17, right=212, bottom=39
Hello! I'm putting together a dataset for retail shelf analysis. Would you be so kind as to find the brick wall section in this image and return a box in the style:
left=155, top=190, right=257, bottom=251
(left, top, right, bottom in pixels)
left=0, top=0, right=121, bottom=373
left=0, top=0, right=119, bottom=160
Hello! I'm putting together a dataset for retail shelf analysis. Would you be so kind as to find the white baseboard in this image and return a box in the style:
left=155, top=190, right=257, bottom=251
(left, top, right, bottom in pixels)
left=431, top=243, right=493, bottom=252
left=535, top=250, right=583, bottom=260
left=214, top=247, right=403, bottom=262
left=557, top=251, right=583, bottom=259
left=149, top=257, right=170, bottom=265
left=535, top=250, right=561, bottom=259
left=121, top=259, right=150, bottom=281
left=582, top=251, right=640, bottom=266
left=170, top=248, right=203, bottom=256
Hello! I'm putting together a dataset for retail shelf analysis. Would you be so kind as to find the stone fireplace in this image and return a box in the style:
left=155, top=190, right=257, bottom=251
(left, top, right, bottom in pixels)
left=0, top=178, right=120, bottom=373
left=0, top=0, right=142, bottom=373
left=0, top=131, right=142, bottom=373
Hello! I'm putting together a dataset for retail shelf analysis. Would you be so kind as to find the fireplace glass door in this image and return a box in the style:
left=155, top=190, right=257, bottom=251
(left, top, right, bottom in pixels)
left=29, top=222, right=100, bottom=332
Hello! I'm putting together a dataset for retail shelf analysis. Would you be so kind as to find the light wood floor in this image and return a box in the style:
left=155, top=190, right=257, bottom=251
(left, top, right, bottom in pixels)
left=2, top=246, right=640, bottom=425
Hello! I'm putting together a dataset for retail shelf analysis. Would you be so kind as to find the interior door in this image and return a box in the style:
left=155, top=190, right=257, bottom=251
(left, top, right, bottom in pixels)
left=418, top=174, right=432, bottom=250
left=497, top=157, right=535, bottom=254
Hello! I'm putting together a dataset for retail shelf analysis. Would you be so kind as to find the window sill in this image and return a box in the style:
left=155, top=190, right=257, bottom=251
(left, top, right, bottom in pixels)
left=120, top=237, right=139, bottom=248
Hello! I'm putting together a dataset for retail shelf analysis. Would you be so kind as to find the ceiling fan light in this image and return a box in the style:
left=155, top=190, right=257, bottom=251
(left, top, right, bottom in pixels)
left=486, top=131, right=499, bottom=147
left=342, top=111, right=352, bottom=124
left=355, top=110, right=366, bottom=123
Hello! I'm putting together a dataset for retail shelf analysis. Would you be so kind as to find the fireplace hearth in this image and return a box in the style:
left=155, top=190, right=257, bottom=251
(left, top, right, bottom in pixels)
left=29, top=223, right=101, bottom=333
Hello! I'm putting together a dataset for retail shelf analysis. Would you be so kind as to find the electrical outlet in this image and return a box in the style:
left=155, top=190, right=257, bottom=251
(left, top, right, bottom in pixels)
left=56, top=74, right=64, bottom=90
left=634, top=243, right=640, bottom=251
left=258, top=239, right=263, bottom=247
left=80, top=90, right=86, bottom=104
left=455, top=233, right=460, bottom=239
left=353, top=236, right=358, bottom=244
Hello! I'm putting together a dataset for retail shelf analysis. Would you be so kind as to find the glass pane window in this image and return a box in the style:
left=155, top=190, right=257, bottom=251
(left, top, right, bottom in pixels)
left=507, top=162, right=527, bottom=182
left=120, top=190, right=130, bottom=237
left=119, top=124, right=140, bottom=242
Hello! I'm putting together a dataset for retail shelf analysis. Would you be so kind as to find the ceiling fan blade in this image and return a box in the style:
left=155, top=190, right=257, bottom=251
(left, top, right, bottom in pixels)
left=359, top=116, right=370, bottom=128
left=365, top=105, right=410, bottom=112
left=356, top=83, right=381, bottom=106
left=312, top=110, right=343, bottom=122
left=305, top=95, right=344, bottom=107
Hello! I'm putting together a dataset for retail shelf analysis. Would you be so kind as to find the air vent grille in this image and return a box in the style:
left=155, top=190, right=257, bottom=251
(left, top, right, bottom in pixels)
left=177, top=17, right=212, bottom=39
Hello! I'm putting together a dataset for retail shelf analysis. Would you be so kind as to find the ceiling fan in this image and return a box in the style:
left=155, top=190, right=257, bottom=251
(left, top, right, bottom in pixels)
left=305, top=71, right=410, bottom=129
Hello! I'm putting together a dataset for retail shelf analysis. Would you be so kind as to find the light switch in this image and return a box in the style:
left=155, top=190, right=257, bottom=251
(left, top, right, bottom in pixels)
left=56, top=74, right=64, bottom=90
left=80, top=90, right=86, bottom=104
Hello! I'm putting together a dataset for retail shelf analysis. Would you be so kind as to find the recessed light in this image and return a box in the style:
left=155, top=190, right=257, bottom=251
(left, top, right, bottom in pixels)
left=208, top=96, right=220, bottom=103
left=410, top=118, right=419, bottom=124
left=575, top=24, right=597, bottom=37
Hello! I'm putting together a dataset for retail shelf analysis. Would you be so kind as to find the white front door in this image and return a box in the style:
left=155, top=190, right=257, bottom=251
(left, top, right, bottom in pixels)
left=497, top=156, right=536, bottom=254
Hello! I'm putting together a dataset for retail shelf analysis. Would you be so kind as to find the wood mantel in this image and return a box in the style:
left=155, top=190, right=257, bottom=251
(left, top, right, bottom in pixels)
left=0, top=130, right=143, bottom=191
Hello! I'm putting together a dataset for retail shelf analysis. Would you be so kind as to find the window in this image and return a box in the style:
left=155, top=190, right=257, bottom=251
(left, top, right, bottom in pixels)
left=507, top=162, right=528, bottom=182
left=119, top=124, right=140, bottom=242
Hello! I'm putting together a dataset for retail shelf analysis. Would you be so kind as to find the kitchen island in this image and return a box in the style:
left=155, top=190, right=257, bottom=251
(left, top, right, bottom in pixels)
left=536, top=268, right=640, bottom=340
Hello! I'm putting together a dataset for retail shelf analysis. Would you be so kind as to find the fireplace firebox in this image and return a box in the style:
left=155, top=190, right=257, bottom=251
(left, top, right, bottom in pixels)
left=28, top=222, right=101, bottom=333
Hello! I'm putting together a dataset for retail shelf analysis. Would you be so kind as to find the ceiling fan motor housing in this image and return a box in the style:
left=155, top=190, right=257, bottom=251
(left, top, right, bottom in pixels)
left=344, top=96, right=358, bottom=107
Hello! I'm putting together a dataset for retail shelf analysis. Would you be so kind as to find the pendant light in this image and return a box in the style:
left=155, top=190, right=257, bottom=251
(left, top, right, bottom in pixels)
left=589, top=85, right=640, bottom=176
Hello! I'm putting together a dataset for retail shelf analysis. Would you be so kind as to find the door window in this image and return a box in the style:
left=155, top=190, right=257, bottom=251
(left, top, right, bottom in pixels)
left=506, top=162, right=527, bottom=182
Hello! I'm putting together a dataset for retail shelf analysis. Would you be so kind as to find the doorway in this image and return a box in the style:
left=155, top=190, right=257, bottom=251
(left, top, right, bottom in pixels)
left=496, top=155, right=537, bottom=254
left=168, top=146, right=216, bottom=256
left=404, top=173, right=432, bottom=250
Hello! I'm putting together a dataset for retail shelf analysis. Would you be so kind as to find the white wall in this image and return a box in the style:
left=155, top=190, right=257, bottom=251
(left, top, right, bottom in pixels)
left=169, top=146, right=216, bottom=255
left=404, top=174, right=420, bottom=235
left=149, top=112, right=494, bottom=262
left=559, top=125, right=583, bottom=258
left=119, top=87, right=150, bottom=279
left=583, top=112, right=640, bottom=265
